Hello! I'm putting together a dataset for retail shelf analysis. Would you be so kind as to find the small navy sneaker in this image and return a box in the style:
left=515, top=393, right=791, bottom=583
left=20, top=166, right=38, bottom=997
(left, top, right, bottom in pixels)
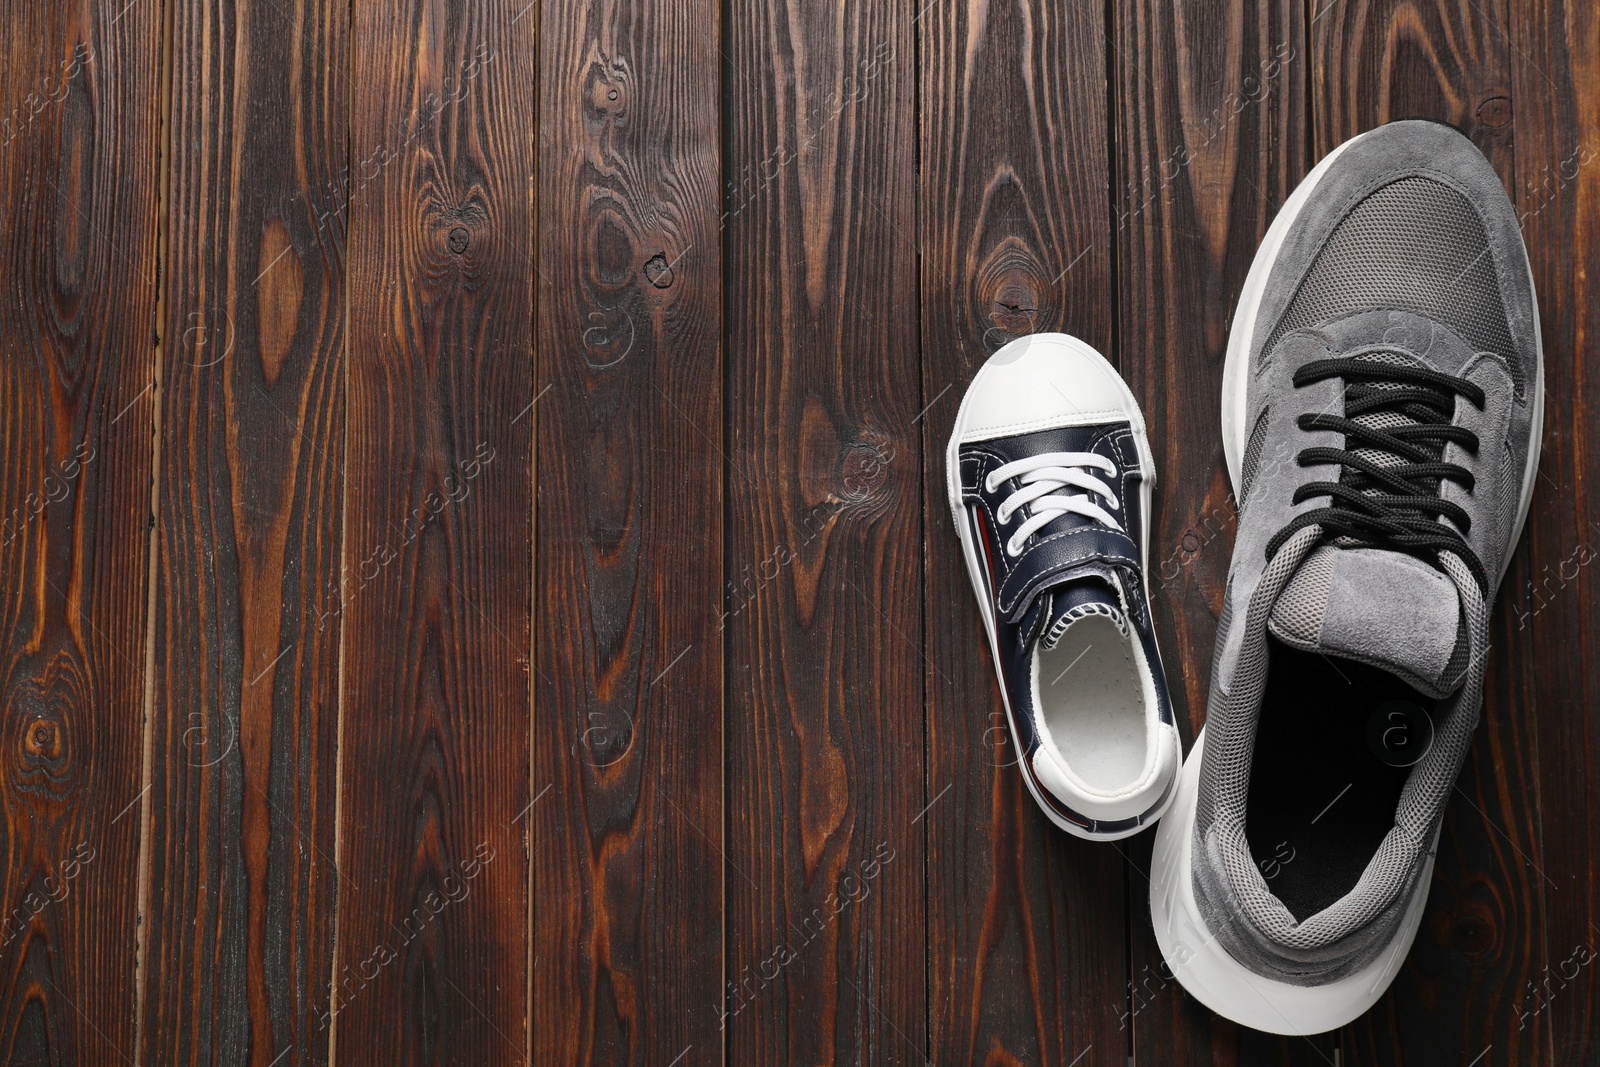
left=946, top=332, right=1180, bottom=841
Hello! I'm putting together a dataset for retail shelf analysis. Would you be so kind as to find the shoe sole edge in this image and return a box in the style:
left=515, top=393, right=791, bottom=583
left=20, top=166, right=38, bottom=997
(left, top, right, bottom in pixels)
left=1148, top=729, right=1438, bottom=1035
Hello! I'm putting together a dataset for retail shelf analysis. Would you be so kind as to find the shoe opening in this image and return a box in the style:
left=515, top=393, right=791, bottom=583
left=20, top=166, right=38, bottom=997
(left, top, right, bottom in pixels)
left=1246, top=637, right=1432, bottom=921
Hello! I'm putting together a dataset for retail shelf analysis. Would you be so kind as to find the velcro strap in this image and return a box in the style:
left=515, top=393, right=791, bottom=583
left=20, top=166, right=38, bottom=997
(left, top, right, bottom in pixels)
left=996, top=525, right=1139, bottom=622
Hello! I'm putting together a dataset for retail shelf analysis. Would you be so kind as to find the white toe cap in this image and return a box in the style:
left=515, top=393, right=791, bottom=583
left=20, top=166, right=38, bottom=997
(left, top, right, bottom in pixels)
left=957, top=333, right=1140, bottom=444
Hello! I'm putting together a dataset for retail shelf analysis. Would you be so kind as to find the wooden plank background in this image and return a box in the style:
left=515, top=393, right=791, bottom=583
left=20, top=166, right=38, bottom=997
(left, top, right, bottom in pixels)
left=0, top=0, right=160, bottom=1062
left=337, top=2, right=534, bottom=1063
left=0, top=0, right=1593, bottom=1063
left=919, top=1, right=1124, bottom=1064
left=1114, top=3, right=1331, bottom=1063
left=143, top=1, right=347, bottom=1063
left=535, top=0, right=723, bottom=1061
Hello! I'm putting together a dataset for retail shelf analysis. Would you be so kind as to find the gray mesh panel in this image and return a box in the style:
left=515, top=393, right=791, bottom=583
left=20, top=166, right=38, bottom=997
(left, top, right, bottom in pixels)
left=1240, top=406, right=1271, bottom=502
left=1441, top=610, right=1472, bottom=687
left=1266, top=546, right=1338, bottom=645
left=1495, top=441, right=1517, bottom=557
left=1263, top=177, right=1520, bottom=392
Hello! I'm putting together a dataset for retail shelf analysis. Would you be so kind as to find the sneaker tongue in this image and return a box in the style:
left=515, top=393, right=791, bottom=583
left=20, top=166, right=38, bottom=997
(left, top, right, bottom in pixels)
left=1027, top=566, right=1128, bottom=652
left=1267, top=545, right=1468, bottom=698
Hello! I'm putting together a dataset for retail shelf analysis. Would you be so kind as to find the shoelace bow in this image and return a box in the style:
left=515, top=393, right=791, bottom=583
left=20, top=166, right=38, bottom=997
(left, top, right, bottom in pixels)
left=986, top=451, right=1121, bottom=557
left=1264, top=355, right=1490, bottom=593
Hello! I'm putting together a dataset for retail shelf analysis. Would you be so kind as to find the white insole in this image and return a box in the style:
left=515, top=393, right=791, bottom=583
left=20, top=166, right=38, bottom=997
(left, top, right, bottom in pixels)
left=1036, top=616, right=1149, bottom=792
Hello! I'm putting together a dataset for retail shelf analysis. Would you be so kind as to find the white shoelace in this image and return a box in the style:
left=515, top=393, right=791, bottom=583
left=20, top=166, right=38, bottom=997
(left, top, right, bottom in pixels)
left=984, top=451, right=1122, bottom=556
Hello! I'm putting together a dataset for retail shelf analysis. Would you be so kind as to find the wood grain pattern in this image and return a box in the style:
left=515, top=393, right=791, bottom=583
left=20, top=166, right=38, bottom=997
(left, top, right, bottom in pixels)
left=140, top=1, right=348, bottom=1063
left=1511, top=1, right=1600, bottom=1063
left=336, top=3, right=533, bottom=1062
left=1116, top=0, right=1307, bottom=729
left=0, top=3, right=1594, bottom=1063
left=723, top=0, right=924, bottom=1061
left=532, top=0, right=725, bottom=1062
left=1113, top=2, right=1334, bottom=1060
left=1311, top=0, right=1514, bottom=169
left=917, top=1, right=1125, bottom=1062
left=0, top=1, right=161, bottom=1062
left=1312, top=3, right=1548, bottom=1064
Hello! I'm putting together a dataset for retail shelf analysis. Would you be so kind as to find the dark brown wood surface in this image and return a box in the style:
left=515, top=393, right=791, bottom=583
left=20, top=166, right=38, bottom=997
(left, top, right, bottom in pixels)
left=918, top=1, right=1123, bottom=1063
left=1114, top=3, right=1333, bottom=1063
left=0, top=0, right=162, bottom=1062
left=723, top=0, right=925, bottom=1061
left=336, top=2, right=533, bottom=1062
left=141, top=1, right=348, bottom=1063
left=0, top=0, right=1593, bottom=1063
left=1513, top=2, right=1600, bottom=1064
left=533, top=0, right=724, bottom=1062
left=0, top=0, right=161, bottom=1063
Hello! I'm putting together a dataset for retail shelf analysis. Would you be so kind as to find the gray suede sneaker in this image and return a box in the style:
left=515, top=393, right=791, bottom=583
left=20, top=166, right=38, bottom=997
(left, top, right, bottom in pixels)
left=1150, top=119, right=1543, bottom=1033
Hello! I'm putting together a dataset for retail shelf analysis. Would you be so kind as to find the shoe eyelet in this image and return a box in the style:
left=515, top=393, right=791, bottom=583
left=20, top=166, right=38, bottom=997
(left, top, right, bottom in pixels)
left=984, top=474, right=998, bottom=494
left=996, top=504, right=1012, bottom=523
left=1006, top=536, right=1023, bottom=556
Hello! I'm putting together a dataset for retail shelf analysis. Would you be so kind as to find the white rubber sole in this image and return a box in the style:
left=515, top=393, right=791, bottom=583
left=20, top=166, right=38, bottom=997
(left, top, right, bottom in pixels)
left=1166, top=128, right=1550, bottom=1033
left=946, top=333, right=1176, bottom=842
left=1149, top=730, right=1438, bottom=1035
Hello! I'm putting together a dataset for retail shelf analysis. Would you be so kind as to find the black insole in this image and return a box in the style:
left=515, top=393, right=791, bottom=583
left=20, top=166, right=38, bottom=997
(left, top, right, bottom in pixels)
left=1246, top=638, right=1431, bottom=921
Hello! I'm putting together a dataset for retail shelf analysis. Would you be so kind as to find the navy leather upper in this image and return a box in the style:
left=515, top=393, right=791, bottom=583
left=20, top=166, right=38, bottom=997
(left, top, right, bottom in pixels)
left=958, top=420, right=1174, bottom=833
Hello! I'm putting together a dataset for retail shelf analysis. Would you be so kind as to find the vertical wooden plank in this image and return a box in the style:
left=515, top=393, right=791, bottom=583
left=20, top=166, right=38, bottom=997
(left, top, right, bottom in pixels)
left=0, top=0, right=160, bottom=1062
left=338, top=2, right=533, bottom=1061
left=139, top=0, right=347, bottom=1063
left=1113, top=1, right=1335, bottom=1062
left=1312, top=3, right=1547, bottom=1064
left=1115, top=1, right=1325, bottom=1060
left=1313, top=0, right=1515, bottom=171
left=917, top=1, right=1123, bottom=1063
left=533, top=0, right=724, bottom=1062
left=723, top=0, right=923, bottom=1062
left=1512, top=1, right=1600, bottom=1063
